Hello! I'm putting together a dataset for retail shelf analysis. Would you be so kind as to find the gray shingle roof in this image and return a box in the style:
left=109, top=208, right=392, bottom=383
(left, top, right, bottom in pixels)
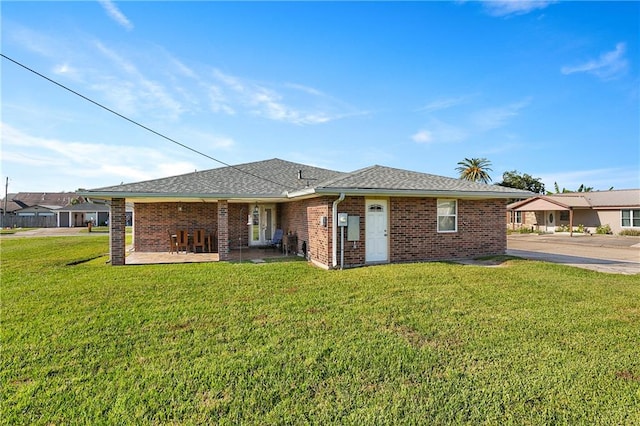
left=509, top=189, right=640, bottom=210
left=311, top=165, right=532, bottom=197
left=86, top=159, right=533, bottom=200
left=89, top=158, right=345, bottom=198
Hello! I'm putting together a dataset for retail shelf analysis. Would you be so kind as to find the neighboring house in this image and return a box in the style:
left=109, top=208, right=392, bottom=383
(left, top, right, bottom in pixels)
left=83, top=158, right=532, bottom=268
left=56, top=201, right=134, bottom=227
left=507, top=189, right=640, bottom=234
left=1, top=192, right=84, bottom=228
left=56, top=202, right=112, bottom=227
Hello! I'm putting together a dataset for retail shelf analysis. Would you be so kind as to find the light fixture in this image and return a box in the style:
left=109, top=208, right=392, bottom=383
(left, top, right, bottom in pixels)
left=253, top=204, right=259, bottom=215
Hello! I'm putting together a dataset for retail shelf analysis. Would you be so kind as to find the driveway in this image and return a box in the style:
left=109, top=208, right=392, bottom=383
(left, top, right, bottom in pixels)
left=507, top=234, right=640, bottom=275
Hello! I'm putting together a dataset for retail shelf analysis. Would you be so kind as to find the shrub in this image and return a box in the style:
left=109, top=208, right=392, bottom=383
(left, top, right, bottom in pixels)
left=619, top=229, right=640, bottom=236
left=596, top=224, right=612, bottom=235
left=517, top=227, right=536, bottom=234
left=575, top=224, right=590, bottom=234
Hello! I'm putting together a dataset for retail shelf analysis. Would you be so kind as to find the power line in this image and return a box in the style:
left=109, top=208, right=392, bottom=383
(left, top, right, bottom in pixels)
left=0, top=53, right=291, bottom=189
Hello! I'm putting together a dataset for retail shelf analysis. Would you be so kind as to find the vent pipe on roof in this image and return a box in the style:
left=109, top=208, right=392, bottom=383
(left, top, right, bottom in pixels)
left=332, top=193, right=345, bottom=268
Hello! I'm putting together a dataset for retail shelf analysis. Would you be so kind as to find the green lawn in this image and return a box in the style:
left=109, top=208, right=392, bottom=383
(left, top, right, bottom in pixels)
left=2, top=236, right=639, bottom=424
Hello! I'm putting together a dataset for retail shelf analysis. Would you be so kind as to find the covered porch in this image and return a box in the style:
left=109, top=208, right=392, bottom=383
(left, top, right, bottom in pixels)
left=508, top=196, right=581, bottom=235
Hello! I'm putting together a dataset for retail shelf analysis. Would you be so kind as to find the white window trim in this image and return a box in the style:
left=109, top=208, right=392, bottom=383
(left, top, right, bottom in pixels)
left=621, top=209, right=640, bottom=228
left=512, top=211, right=522, bottom=224
left=437, top=199, right=458, bottom=233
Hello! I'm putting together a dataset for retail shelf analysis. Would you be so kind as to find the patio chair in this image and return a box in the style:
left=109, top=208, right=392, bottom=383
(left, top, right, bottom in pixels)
left=193, top=229, right=206, bottom=253
left=168, top=231, right=178, bottom=254
left=270, top=229, right=284, bottom=251
left=176, top=229, right=190, bottom=253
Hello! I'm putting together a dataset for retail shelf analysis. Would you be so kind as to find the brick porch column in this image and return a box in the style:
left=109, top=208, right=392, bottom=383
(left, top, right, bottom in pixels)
left=217, top=200, right=229, bottom=260
left=110, top=197, right=126, bottom=266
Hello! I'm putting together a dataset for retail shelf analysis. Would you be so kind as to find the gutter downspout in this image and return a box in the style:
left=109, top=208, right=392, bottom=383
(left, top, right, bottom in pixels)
left=332, top=193, right=345, bottom=268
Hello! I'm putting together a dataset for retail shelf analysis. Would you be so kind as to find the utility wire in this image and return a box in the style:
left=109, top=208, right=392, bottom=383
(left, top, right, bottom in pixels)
left=1, top=53, right=291, bottom=189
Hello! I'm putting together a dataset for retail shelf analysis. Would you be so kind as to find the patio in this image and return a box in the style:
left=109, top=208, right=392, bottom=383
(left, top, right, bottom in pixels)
left=125, top=246, right=299, bottom=265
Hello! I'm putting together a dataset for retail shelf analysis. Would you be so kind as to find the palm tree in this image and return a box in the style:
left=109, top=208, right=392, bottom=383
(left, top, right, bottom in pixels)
left=456, top=158, right=493, bottom=184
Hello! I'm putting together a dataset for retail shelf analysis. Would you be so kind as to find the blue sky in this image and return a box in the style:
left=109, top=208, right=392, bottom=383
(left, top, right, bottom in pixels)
left=2, top=1, right=638, bottom=193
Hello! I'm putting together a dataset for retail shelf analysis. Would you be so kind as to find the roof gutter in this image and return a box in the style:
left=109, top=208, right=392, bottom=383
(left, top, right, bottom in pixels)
left=312, top=188, right=533, bottom=199
left=332, top=193, right=345, bottom=269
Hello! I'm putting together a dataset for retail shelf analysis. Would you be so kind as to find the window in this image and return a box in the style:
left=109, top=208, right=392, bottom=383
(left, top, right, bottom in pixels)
left=621, top=209, right=640, bottom=227
left=560, top=211, right=569, bottom=221
left=437, top=199, right=457, bottom=232
left=511, top=211, right=522, bottom=224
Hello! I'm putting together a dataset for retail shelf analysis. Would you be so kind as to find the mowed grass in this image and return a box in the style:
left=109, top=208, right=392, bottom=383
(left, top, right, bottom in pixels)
left=2, top=236, right=639, bottom=424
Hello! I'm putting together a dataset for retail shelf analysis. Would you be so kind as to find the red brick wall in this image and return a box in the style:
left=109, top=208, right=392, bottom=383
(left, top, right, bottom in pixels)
left=110, top=198, right=126, bottom=265
left=390, top=197, right=507, bottom=262
left=133, top=202, right=262, bottom=252
left=334, top=196, right=366, bottom=268
left=280, top=197, right=332, bottom=267
left=132, top=197, right=507, bottom=265
left=227, top=203, right=250, bottom=250
left=133, top=202, right=219, bottom=252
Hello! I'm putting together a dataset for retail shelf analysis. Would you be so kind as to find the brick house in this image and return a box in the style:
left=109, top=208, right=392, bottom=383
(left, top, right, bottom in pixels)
left=83, top=158, right=532, bottom=268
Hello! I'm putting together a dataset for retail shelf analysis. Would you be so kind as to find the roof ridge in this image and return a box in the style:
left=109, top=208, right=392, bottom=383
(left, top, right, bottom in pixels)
left=315, top=164, right=377, bottom=188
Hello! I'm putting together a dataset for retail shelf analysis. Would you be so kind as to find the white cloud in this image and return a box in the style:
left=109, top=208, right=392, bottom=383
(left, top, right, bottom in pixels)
left=180, top=128, right=235, bottom=150
left=412, top=118, right=468, bottom=145
left=1, top=122, right=197, bottom=188
left=98, top=0, right=134, bottom=31
left=411, top=130, right=434, bottom=144
left=418, top=95, right=475, bottom=113
left=470, top=98, right=531, bottom=131
left=561, top=43, right=628, bottom=80
left=413, top=97, right=531, bottom=145
left=53, top=62, right=77, bottom=77
left=210, top=69, right=353, bottom=125
left=481, top=0, right=555, bottom=17
left=8, top=23, right=68, bottom=59
left=90, top=41, right=186, bottom=120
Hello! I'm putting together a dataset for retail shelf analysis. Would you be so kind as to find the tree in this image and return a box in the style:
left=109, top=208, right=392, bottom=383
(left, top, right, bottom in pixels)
left=497, top=170, right=545, bottom=194
left=552, top=182, right=595, bottom=194
left=456, top=158, right=493, bottom=184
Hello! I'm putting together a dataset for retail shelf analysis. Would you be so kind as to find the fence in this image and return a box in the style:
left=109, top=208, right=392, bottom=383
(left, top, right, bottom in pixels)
left=1, top=215, right=58, bottom=228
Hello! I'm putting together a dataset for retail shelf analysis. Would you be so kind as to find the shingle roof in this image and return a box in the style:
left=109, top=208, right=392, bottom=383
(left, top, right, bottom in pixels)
left=313, top=165, right=532, bottom=196
left=1, top=192, right=81, bottom=212
left=89, top=159, right=345, bottom=198
left=508, top=189, right=640, bottom=210
left=57, top=202, right=111, bottom=212
left=563, top=189, right=640, bottom=208
left=86, top=158, right=533, bottom=200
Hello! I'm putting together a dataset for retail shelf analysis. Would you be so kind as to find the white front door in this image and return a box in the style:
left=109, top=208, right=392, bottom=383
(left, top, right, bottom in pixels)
left=546, top=211, right=556, bottom=233
left=366, top=199, right=388, bottom=262
left=249, top=204, right=276, bottom=246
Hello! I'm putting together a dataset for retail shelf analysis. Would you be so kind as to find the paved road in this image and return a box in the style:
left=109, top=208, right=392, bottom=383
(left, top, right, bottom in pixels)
left=507, top=234, right=640, bottom=275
